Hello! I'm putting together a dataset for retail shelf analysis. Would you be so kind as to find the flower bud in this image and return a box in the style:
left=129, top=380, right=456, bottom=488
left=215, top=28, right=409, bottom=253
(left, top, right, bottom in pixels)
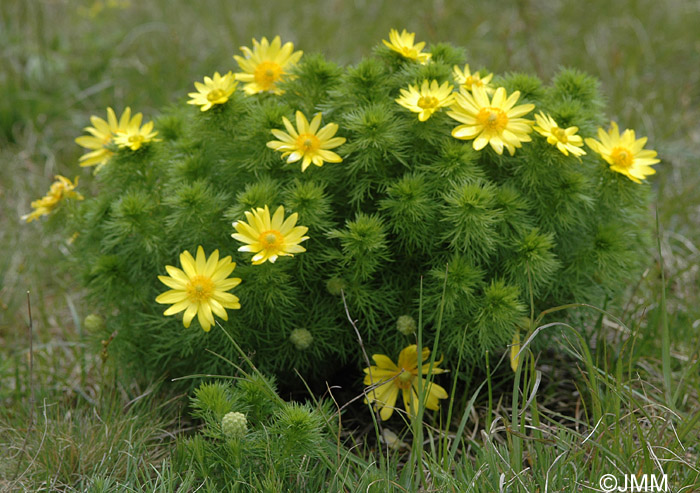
left=325, top=277, right=345, bottom=296
left=290, top=329, right=313, bottom=350
left=396, top=315, right=416, bottom=336
left=222, top=411, right=247, bottom=438
left=83, top=313, right=104, bottom=333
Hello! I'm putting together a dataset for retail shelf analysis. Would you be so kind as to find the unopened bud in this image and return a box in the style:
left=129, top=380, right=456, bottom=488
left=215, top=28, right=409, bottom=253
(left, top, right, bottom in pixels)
left=222, top=411, right=247, bottom=438
left=290, top=329, right=313, bottom=350
left=83, top=313, right=104, bottom=333
left=325, top=277, right=345, bottom=296
left=396, top=315, right=416, bottom=336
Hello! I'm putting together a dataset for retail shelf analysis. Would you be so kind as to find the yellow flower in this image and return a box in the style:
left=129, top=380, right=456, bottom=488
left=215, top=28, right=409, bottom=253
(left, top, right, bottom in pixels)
left=585, top=122, right=659, bottom=183
left=231, top=205, right=309, bottom=265
left=187, top=71, right=238, bottom=111
left=155, top=246, right=241, bottom=332
left=363, top=344, right=448, bottom=421
left=533, top=112, right=586, bottom=158
left=233, top=36, right=303, bottom=95
left=395, top=80, right=455, bottom=122
left=382, top=29, right=431, bottom=64
left=448, top=86, right=535, bottom=155
left=22, top=175, right=84, bottom=222
left=113, top=112, right=159, bottom=151
left=453, top=64, right=495, bottom=94
left=266, top=111, right=346, bottom=172
left=75, top=107, right=133, bottom=169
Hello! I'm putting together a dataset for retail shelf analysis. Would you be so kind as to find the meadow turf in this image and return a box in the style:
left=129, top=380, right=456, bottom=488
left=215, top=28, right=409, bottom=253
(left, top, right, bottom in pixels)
left=2, top=0, right=700, bottom=490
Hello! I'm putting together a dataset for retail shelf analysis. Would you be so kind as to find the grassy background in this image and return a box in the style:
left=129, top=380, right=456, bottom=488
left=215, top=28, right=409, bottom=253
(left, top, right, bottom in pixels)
left=2, top=0, right=700, bottom=490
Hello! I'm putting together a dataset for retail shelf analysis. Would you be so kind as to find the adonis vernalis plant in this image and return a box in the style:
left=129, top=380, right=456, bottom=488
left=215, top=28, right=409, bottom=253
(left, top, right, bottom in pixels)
left=57, top=30, right=658, bottom=387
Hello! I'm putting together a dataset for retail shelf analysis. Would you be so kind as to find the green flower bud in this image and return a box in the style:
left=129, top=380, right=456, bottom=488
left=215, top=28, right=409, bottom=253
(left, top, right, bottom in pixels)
left=325, top=277, right=345, bottom=296
left=83, top=313, right=104, bottom=333
left=222, top=411, right=247, bottom=438
left=290, top=329, right=313, bottom=350
left=396, top=315, right=416, bottom=336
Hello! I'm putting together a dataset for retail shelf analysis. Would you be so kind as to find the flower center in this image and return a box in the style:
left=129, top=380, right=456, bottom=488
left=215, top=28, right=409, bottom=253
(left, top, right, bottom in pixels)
left=186, top=275, right=215, bottom=303
left=259, top=229, right=284, bottom=250
left=552, top=127, right=568, bottom=143
left=417, top=95, right=439, bottom=109
left=254, top=61, right=284, bottom=91
left=464, top=75, right=482, bottom=89
left=396, top=370, right=414, bottom=390
left=400, top=47, right=418, bottom=59
left=207, top=88, right=226, bottom=102
left=296, top=133, right=321, bottom=153
left=128, top=134, right=144, bottom=145
left=611, top=146, right=634, bottom=168
left=476, top=107, right=509, bottom=132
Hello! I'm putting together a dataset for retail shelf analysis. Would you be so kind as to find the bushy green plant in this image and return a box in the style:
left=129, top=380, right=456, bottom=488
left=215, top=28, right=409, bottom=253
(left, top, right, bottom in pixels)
left=175, top=376, right=338, bottom=491
left=63, top=31, right=655, bottom=385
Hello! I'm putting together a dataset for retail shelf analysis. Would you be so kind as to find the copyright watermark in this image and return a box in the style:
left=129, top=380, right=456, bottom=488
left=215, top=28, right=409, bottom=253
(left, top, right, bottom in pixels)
left=599, top=474, right=668, bottom=492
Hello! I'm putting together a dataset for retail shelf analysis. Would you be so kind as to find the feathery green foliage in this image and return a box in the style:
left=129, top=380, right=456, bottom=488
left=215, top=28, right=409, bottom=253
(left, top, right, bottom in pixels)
left=175, top=376, right=340, bottom=491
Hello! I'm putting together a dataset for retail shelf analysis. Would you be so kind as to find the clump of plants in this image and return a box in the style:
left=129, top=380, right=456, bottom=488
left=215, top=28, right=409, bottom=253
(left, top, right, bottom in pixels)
left=26, top=30, right=659, bottom=397
left=175, top=375, right=339, bottom=490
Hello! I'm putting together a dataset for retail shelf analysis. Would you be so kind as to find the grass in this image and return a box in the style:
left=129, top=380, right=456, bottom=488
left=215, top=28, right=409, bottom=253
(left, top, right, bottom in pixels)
left=2, top=390, right=184, bottom=490
left=2, top=0, right=700, bottom=490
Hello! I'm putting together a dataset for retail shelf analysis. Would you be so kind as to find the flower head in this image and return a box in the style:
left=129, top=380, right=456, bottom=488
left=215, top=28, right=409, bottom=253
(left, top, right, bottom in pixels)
left=453, top=64, right=494, bottom=94
left=187, top=71, right=238, bottom=111
left=113, top=111, right=159, bottom=151
left=363, top=344, right=448, bottom=421
left=267, top=111, right=346, bottom=172
left=382, top=29, right=431, bottom=64
left=585, top=122, right=659, bottom=183
left=232, top=205, right=309, bottom=265
left=22, top=175, right=84, bottom=222
left=533, top=112, right=586, bottom=158
left=448, top=86, right=535, bottom=155
left=75, top=107, right=133, bottom=169
left=155, top=246, right=241, bottom=332
left=396, top=80, right=454, bottom=122
left=233, top=36, right=303, bottom=95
